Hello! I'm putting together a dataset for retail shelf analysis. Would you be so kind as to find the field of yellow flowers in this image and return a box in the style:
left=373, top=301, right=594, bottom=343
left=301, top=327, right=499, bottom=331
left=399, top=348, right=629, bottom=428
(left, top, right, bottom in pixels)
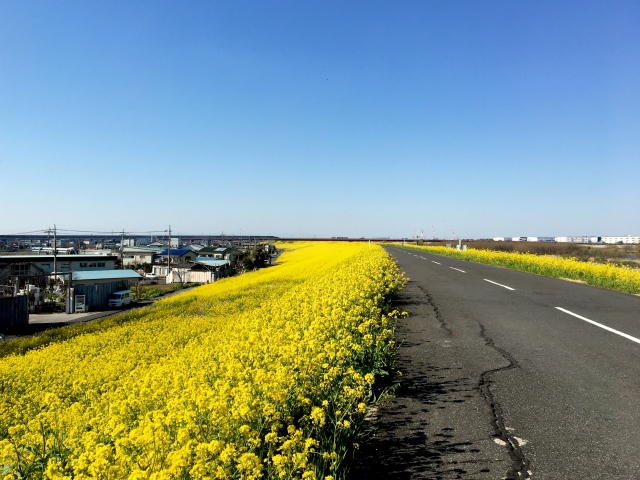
left=0, top=242, right=406, bottom=479
left=401, top=244, right=640, bottom=294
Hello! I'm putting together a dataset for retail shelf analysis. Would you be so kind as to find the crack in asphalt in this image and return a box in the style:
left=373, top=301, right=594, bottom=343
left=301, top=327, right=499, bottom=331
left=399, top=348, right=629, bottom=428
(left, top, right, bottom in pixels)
left=418, top=284, right=454, bottom=337
left=418, top=280, right=530, bottom=479
left=478, top=322, right=531, bottom=480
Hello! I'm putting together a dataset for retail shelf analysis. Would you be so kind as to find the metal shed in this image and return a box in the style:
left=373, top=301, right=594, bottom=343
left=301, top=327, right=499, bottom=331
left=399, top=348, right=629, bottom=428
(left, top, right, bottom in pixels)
left=70, top=270, right=142, bottom=309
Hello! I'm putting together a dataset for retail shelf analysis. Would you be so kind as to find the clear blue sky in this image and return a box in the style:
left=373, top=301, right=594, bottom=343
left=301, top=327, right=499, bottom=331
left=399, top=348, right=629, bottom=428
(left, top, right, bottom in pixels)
left=1, top=1, right=638, bottom=239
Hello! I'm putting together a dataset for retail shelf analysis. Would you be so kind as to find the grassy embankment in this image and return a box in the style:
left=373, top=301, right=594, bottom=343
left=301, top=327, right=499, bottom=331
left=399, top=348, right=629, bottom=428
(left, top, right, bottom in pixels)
left=0, top=242, right=406, bottom=479
left=458, top=240, right=640, bottom=269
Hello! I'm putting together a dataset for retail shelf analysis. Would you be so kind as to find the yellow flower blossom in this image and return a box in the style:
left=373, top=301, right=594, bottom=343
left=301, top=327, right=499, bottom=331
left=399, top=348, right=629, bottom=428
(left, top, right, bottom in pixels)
left=0, top=242, right=406, bottom=479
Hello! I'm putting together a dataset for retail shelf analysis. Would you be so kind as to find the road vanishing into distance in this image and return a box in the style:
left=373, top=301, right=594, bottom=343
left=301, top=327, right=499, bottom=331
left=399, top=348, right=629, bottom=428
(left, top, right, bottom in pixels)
left=351, top=246, right=640, bottom=480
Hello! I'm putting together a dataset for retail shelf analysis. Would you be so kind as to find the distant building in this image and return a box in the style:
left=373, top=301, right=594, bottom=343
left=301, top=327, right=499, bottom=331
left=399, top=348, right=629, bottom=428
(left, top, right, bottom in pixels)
left=0, top=254, right=118, bottom=287
left=122, top=246, right=163, bottom=266
left=152, top=249, right=198, bottom=275
left=197, top=247, right=240, bottom=262
left=555, top=236, right=590, bottom=243
left=30, top=247, right=78, bottom=255
left=148, top=240, right=168, bottom=248
left=183, top=244, right=205, bottom=253
left=601, top=236, right=640, bottom=244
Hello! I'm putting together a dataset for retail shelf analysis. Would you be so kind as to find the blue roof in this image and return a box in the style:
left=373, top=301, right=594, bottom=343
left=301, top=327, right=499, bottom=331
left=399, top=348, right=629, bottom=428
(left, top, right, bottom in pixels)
left=158, top=249, right=192, bottom=256
left=71, top=270, right=143, bottom=281
left=195, top=258, right=230, bottom=267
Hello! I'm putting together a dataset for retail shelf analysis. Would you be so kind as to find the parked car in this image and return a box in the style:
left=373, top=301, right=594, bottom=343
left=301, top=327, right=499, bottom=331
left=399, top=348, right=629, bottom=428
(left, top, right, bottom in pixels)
left=144, top=273, right=159, bottom=284
left=108, top=290, right=134, bottom=308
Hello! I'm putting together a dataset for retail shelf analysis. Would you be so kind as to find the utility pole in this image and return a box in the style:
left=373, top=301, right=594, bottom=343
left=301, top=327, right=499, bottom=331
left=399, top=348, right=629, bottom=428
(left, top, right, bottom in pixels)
left=120, top=229, right=125, bottom=269
left=167, top=225, right=172, bottom=278
left=53, top=224, right=57, bottom=284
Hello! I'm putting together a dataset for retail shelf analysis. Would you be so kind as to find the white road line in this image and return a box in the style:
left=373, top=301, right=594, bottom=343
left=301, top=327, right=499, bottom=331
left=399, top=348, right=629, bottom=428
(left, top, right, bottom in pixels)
left=484, top=279, right=515, bottom=291
left=432, top=261, right=441, bottom=265
left=450, top=267, right=465, bottom=273
left=556, top=307, right=640, bottom=346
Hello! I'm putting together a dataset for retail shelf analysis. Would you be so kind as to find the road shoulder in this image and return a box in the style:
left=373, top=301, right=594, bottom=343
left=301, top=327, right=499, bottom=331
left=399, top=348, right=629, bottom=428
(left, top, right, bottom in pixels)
left=350, top=280, right=512, bottom=479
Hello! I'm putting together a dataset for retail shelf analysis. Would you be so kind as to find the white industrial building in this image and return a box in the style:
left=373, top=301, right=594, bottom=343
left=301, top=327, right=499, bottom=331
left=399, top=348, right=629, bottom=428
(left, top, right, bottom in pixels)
left=491, top=235, right=638, bottom=244
left=601, top=236, right=640, bottom=244
left=555, top=236, right=591, bottom=243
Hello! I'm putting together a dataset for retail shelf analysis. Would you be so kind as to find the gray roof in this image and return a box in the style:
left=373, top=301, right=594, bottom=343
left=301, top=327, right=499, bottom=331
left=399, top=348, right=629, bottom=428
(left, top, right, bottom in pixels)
left=70, top=270, right=143, bottom=281
left=195, top=258, right=230, bottom=267
left=123, top=246, right=164, bottom=252
left=0, top=254, right=117, bottom=262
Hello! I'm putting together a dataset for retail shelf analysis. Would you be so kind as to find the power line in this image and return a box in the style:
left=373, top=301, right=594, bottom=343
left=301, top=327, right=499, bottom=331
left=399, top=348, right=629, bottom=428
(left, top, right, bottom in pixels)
left=0, top=229, right=49, bottom=236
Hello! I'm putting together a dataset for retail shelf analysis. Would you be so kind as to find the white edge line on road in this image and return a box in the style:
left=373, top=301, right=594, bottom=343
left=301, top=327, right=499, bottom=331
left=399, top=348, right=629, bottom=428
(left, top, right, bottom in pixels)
left=555, top=307, right=640, bottom=346
left=484, top=279, right=515, bottom=291
left=432, top=261, right=441, bottom=265
left=450, top=267, right=466, bottom=273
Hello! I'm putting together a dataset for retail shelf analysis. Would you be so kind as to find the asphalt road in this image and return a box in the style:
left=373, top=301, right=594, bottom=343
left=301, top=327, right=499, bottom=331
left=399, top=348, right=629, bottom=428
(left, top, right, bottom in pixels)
left=351, top=246, right=640, bottom=480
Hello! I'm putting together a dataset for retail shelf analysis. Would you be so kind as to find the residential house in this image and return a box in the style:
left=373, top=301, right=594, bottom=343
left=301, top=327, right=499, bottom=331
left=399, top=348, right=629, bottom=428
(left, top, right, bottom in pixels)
left=152, top=249, right=198, bottom=276
left=197, top=246, right=240, bottom=263
left=166, top=258, right=231, bottom=284
left=122, top=246, right=164, bottom=267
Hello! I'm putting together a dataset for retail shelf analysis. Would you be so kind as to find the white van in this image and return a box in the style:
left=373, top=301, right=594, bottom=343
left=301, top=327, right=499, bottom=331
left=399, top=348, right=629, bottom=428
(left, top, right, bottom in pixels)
left=108, top=290, right=133, bottom=308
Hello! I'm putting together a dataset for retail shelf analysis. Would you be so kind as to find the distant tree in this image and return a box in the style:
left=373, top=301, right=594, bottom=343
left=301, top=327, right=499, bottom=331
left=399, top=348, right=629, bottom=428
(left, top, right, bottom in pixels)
left=241, top=247, right=270, bottom=270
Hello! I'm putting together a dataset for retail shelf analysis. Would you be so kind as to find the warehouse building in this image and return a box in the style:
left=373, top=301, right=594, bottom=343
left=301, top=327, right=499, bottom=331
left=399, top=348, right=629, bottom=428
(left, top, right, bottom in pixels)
left=69, top=269, right=142, bottom=310
left=601, top=236, right=640, bottom=244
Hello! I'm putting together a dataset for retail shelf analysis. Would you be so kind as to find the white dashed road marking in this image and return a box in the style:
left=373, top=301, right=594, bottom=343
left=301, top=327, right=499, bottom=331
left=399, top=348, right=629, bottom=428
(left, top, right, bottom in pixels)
left=556, top=307, right=640, bottom=346
left=432, top=261, right=441, bottom=265
left=450, top=267, right=466, bottom=273
left=484, top=279, right=515, bottom=291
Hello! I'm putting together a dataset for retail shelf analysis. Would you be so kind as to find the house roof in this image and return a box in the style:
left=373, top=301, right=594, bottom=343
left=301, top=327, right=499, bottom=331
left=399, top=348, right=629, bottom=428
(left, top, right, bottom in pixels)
left=173, top=262, right=197, bottom=269
left=158, top=249, right=193, bottom=257
left=70, top=269, right=143, bottom=281
left=0, top=255, right=117, bottom=263
left=123, top=246, right=164, bottom=253
left=198, top=247, right=236, bottom=255
left=195, top=258, right=230, bottom=267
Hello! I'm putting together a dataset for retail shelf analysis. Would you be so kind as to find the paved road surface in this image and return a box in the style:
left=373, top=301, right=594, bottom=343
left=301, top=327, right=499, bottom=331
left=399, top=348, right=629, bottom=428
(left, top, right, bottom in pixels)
left=351, top=246, right=640, bottom=479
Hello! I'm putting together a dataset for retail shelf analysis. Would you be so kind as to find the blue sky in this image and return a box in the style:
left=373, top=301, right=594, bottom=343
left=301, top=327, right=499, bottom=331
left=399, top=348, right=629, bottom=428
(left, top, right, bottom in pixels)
left=1, top=1, right=638, bottom=239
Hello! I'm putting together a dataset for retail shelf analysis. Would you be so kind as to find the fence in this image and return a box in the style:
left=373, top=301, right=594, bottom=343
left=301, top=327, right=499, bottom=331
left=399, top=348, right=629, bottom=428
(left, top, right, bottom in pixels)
left=0, top=295, right=29, bottom=330
left=166, top=270, right=221, bottom=284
